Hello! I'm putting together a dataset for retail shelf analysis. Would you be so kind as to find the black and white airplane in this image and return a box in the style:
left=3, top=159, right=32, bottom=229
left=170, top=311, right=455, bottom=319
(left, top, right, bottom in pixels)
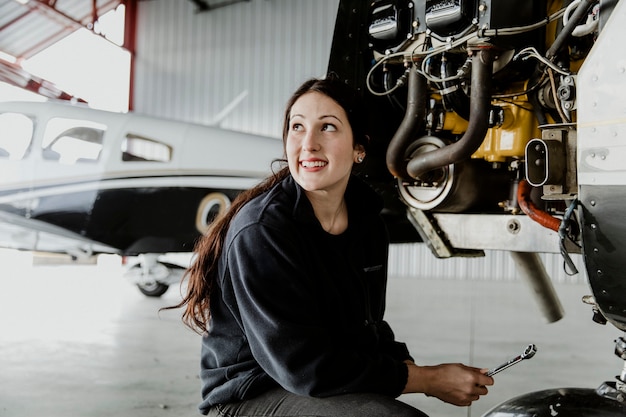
left=0, top=100, right=283, bottom=296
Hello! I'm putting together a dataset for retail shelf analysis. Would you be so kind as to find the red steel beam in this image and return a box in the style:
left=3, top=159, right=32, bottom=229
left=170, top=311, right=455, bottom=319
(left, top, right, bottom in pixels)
left=123, top=0, right=138, bottom=111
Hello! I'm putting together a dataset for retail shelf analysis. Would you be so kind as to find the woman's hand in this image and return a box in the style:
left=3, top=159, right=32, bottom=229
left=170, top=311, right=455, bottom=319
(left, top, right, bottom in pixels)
left=403, top=362, right=494, bottom=407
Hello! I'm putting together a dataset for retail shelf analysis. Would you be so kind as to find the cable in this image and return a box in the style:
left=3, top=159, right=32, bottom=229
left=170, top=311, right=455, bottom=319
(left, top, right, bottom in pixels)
left=548, top=67, right=570, bottom=123
left=513, top=47, right=571, bottom=76
left=559, top=198, right=580, bottom=275
left=481, top=8, right=567, bottom=37
left=365, top=51, right=409, bottom=96
left=364, top=6, right=570, bottom=96
left=365, top=30, right=480, bottom=95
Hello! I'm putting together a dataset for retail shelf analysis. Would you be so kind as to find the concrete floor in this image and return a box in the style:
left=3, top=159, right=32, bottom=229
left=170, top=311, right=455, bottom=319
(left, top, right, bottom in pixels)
left=1, top=249, right=623, bottom=417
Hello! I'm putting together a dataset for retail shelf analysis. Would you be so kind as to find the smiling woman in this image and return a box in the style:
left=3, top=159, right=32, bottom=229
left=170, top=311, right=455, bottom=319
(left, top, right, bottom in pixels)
left=164, top=74, right=494, bottom=417
left=285, top=91, right=365, bottom=235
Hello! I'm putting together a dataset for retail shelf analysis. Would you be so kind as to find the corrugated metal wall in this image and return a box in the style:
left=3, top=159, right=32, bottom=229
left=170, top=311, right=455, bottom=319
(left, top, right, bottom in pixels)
left=132, top=0, right=589, bottom=285
left=388, top=244, right=587, bottom=284
left=134, top=0, right=339, bottom=138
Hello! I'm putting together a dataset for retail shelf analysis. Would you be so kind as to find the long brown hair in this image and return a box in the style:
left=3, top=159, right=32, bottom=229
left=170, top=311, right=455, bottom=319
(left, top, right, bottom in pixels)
left=170, top=74, right=369, bottom=334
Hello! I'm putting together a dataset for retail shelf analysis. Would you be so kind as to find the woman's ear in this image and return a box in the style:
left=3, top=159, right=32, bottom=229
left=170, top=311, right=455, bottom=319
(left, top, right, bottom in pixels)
left=354, top=144, right=366, bottom=163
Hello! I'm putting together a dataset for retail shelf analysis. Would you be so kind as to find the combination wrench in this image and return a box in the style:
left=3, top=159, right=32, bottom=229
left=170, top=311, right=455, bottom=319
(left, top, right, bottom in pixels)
left=485, top=344, right=537, bottom=377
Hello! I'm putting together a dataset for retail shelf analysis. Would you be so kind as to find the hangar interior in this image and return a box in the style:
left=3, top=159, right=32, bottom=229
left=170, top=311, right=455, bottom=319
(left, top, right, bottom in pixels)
left=0, top=1, right=623, bottom=417
left=0, top=0, right=591, bottom=282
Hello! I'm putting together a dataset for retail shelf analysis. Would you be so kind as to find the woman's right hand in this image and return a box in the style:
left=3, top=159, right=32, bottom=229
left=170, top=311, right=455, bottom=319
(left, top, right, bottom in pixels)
left=403, top=362, right=494, bottom=407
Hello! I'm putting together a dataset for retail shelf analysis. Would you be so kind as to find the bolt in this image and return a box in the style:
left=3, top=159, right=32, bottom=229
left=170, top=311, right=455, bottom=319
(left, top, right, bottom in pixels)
left=507, top=220, right=521, bottom=233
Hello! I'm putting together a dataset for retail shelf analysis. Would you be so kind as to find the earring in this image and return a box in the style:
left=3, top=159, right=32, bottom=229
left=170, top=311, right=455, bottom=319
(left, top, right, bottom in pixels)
left=356, top=155, right=364, bottom=163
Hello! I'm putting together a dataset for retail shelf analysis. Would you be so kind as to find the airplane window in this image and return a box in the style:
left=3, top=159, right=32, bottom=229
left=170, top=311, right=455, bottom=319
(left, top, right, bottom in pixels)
left=43, top=118, right=106, bottom=164
left=0, top=112, right=34, bottom=160
left=122, top=134, right=172, bottom=162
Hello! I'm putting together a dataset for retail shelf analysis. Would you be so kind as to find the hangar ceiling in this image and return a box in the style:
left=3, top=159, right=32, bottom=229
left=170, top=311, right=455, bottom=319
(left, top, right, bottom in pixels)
left=0, top=0, right=250, bottom=101
left=0, top=0, right=128, bottom=100
left=0, top=0, right=124, bottom=61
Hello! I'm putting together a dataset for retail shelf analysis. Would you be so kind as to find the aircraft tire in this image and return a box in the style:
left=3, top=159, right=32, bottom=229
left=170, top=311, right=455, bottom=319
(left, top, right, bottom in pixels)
left=136, top=282, right=169, bottom=297
left=482, top=387, right=626, bottom=416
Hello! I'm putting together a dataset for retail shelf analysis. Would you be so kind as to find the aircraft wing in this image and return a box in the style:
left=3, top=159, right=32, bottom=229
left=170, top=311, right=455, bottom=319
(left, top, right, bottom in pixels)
left=0, top=210, right=117, bottom=259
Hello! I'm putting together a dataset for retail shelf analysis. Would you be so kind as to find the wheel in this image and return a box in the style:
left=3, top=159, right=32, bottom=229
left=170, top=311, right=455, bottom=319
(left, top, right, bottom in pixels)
left=136, top=281, right=169, bottom=297
left=124, top=258, right=172, bottom=297
left=483, top=387, right=626, bottom=417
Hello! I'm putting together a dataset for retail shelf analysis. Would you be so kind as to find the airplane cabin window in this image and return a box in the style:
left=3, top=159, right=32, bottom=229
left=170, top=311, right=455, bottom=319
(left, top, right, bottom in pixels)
left=122, top=134, right=172, bottom=162
left=42, top=118, right=106, bottom=164
left=0, top=112, right=34, bottom=160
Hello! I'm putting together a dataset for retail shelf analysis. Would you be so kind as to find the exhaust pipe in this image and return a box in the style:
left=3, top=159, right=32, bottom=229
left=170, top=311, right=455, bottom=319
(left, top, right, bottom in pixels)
left=406, top=48, right=495, bottom=180
left=510, top=251, right=564, bottom=323
left=386, top=65, right=427, bottom=179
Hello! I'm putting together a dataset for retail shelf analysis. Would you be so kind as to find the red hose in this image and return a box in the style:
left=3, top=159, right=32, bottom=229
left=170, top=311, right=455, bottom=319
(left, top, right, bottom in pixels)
left=517, top=179, right=561, bottom=232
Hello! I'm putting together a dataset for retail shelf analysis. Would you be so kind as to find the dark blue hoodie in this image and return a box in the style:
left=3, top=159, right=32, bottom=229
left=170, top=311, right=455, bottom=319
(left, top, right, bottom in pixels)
left=198, top=174, right=412, bottom=414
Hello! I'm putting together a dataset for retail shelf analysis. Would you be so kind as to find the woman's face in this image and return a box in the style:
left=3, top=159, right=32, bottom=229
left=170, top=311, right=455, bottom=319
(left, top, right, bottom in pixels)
left=286, top=91, right=362, bottom=196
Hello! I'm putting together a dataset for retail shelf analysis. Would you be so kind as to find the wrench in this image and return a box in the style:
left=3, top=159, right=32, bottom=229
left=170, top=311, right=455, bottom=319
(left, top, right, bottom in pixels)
left=485, top=344, right=537, bottom=377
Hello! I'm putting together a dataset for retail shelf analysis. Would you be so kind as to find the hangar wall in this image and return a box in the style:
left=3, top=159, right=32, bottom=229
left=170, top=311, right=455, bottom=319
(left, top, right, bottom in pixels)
left=133, top=0, right=339, bottom=138
left=389, top=244, right=585, bottom=284
left=131, top=0, right=587, bottom=285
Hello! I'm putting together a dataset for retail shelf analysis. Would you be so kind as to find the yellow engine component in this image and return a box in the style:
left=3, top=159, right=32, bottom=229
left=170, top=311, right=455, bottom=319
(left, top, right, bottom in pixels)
left=441, top=111, right=468, bottom=135
left=440, top=96, right=541, bottom=163
left=473, top=100, right=541, bottom=163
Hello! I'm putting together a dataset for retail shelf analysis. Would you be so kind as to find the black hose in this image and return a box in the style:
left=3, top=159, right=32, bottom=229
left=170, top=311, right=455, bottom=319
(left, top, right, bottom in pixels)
left=406, top=48, right=495, bottom=180
left=546, top=0, right=597, bottom=60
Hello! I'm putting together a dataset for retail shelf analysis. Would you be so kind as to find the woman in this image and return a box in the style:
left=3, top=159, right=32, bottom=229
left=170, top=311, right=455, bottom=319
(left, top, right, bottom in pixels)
left=173, top=75, right=493, bottom=416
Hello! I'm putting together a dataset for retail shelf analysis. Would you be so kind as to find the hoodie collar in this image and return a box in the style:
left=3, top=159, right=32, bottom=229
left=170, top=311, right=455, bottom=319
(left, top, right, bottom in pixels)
left=281, top=174, right=383, bottom=225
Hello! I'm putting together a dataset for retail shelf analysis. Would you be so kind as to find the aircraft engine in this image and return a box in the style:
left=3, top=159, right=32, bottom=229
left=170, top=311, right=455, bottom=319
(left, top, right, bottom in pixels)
left=328, top=0, right=623, bottom=327
left=361, top=0, right=589, bottom=215
left=329, top=1, right=626, bottom=410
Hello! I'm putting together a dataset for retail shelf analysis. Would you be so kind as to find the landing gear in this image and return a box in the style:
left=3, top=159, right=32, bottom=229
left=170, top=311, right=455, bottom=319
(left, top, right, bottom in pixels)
left=123, top=253, right=188, bottom=297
